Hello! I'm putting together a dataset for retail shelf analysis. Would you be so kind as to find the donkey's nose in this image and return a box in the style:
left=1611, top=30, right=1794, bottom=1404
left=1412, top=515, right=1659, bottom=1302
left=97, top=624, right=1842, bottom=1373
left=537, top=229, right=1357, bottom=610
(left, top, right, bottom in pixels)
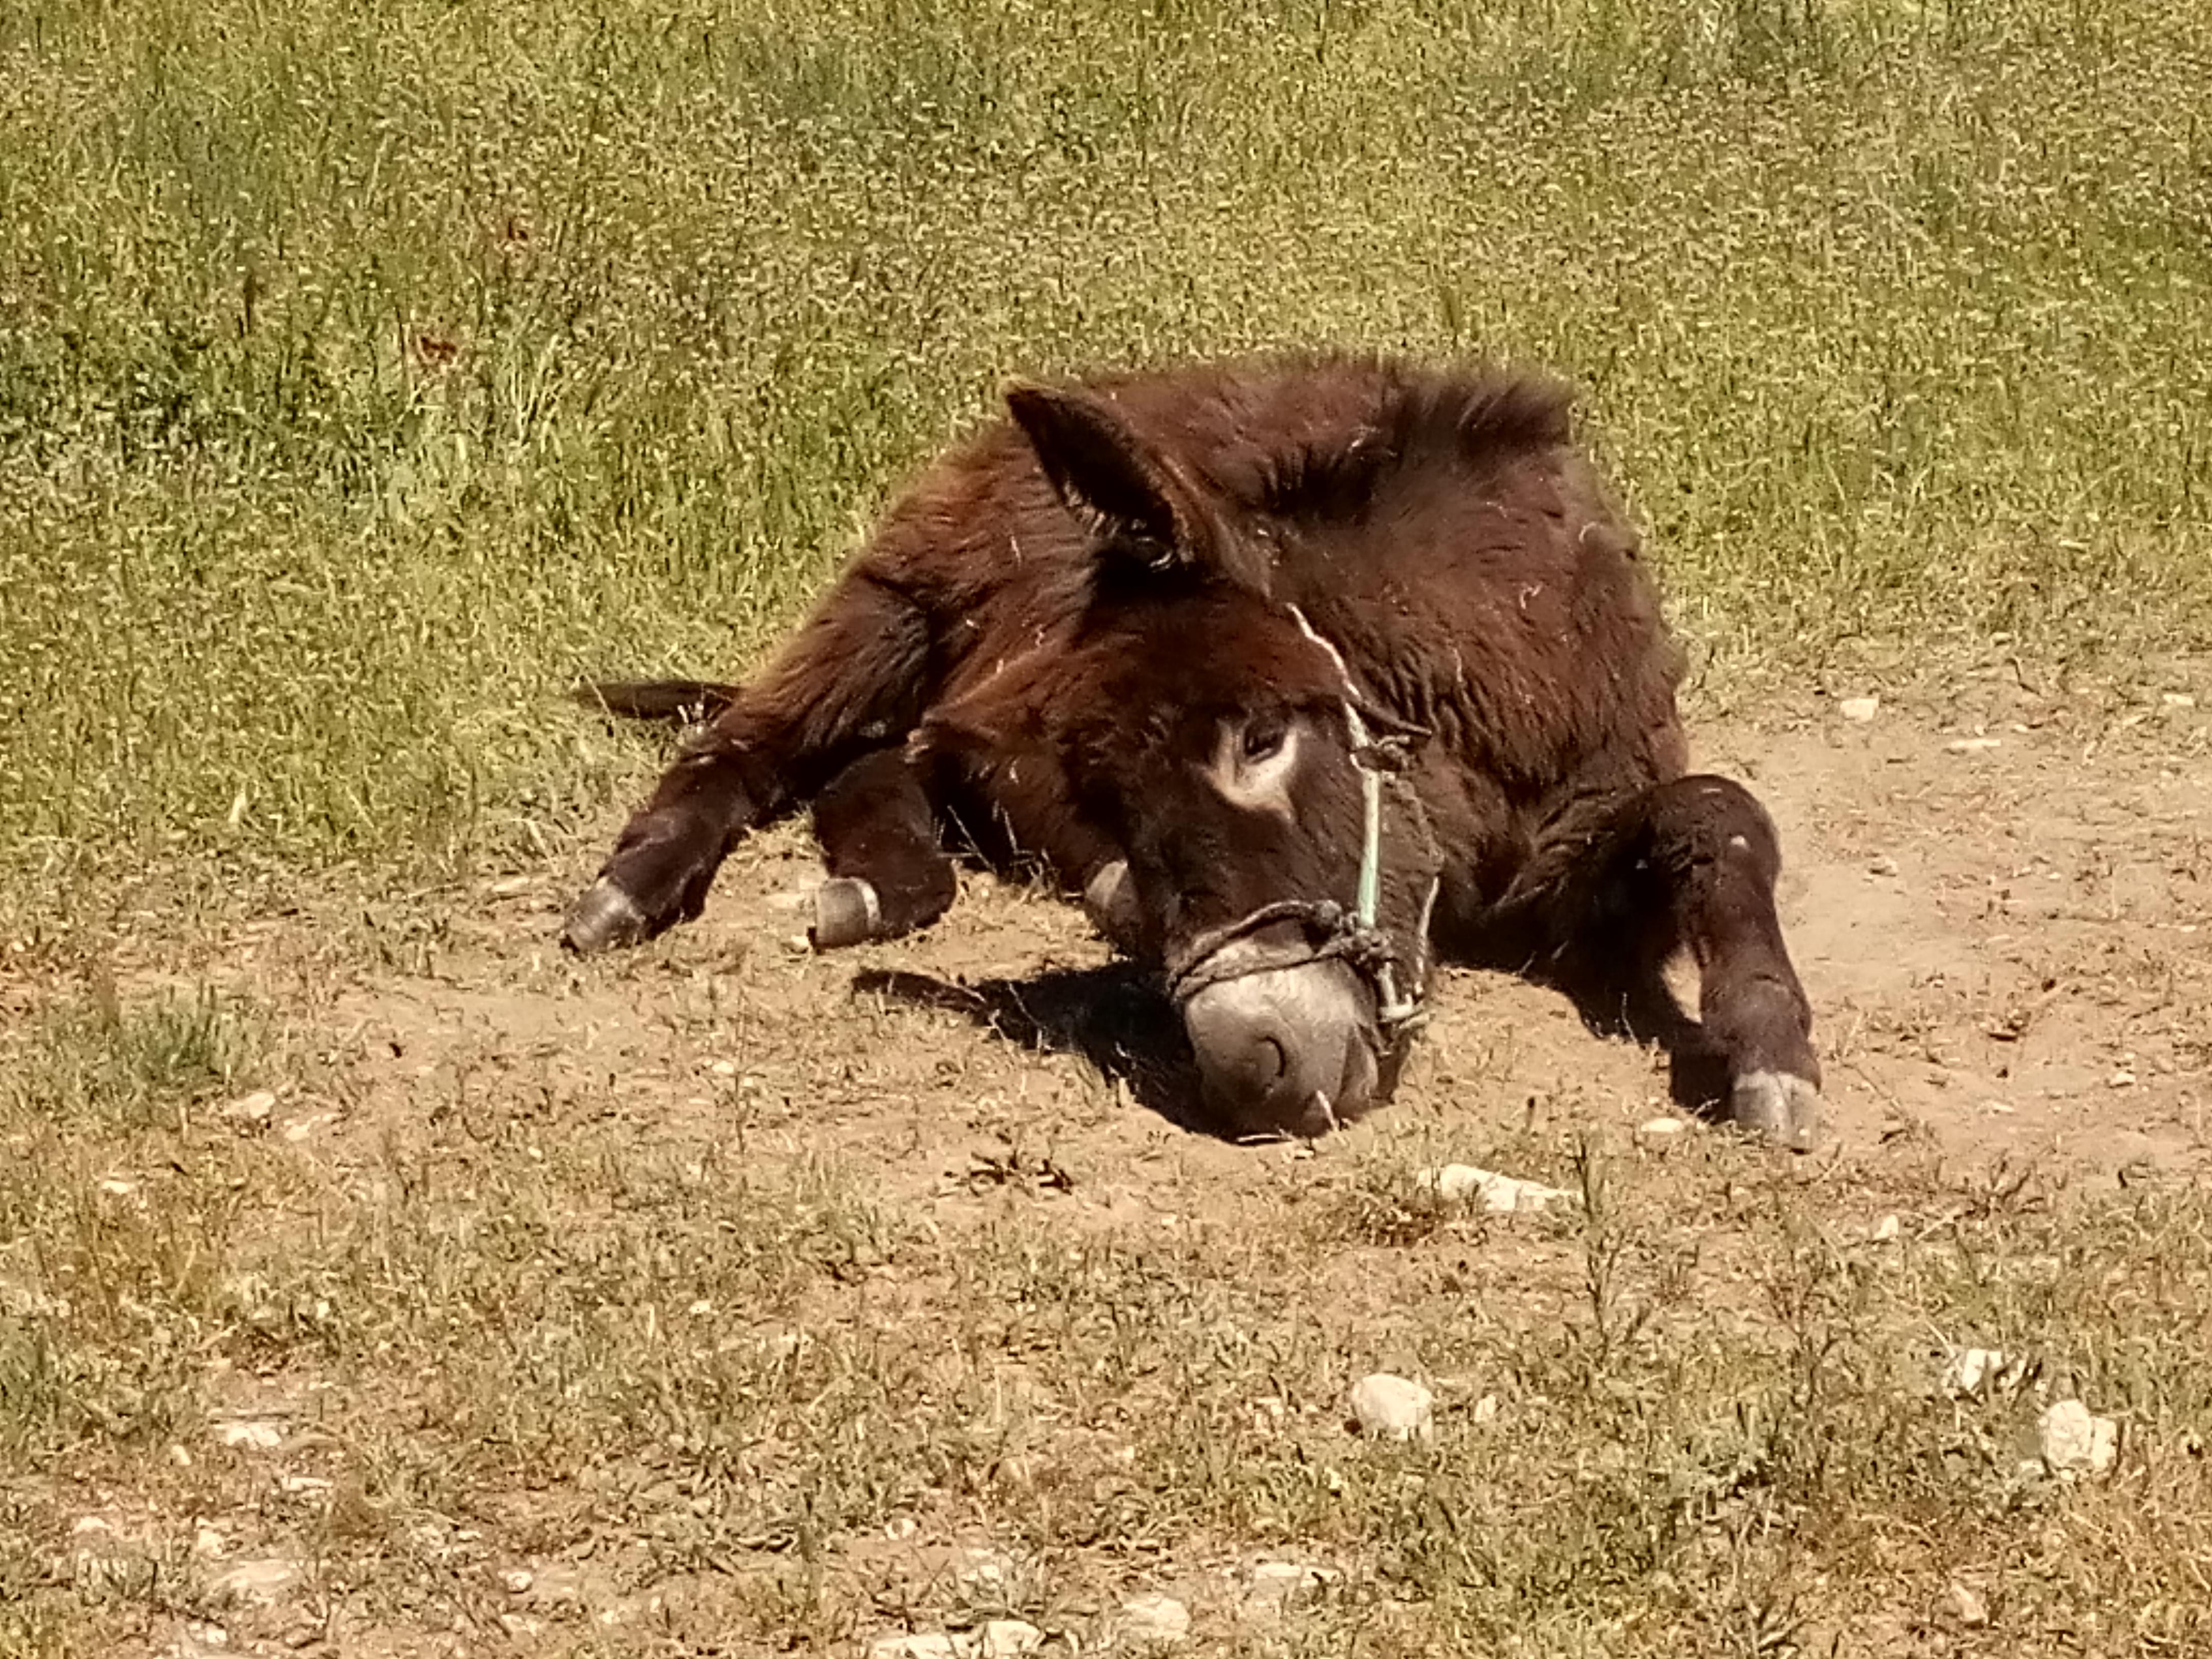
left=1182, top=960, right=1380, bottom=1138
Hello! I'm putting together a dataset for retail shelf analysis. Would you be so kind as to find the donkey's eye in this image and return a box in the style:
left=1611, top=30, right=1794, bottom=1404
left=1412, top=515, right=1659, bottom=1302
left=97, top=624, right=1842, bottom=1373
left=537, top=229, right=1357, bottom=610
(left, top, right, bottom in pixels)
left=1241, top=716, right=1288, bottom=764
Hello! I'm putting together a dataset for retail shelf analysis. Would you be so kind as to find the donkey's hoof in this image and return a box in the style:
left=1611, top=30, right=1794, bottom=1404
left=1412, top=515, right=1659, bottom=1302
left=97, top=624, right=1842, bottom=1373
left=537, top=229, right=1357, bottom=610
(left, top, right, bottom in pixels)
left=808, top=878, right=882, bottom=951
left=1082, top=859, right=1140, bottom=947
left=1730, top=1069, right=1822, bottom=1153
left=561, top=879, right=651, bottom=954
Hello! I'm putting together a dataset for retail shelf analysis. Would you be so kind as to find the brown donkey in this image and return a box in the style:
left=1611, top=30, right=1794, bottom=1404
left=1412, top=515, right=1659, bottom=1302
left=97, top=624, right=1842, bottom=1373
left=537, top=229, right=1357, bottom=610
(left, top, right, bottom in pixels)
left=563, top=354, right=1821, bottom=1149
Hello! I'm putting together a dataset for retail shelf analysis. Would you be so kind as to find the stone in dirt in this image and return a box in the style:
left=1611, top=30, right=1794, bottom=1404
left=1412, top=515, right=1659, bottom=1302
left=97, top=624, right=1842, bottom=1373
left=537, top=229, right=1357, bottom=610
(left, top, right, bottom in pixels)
left=212, top=1417, right=285, bottom=1452
left=219, top=1090, right=276, bottom=1127
left=2039, top=1399, right=2118, bottom=1477
left=953, top=1549, right=1015, bottom=1600
left=1241, top=1560, right=1341, bottom=1616
left=163, top=1622, right=232, bottom=1659
left=1115, top=1593, right=1192, bottom=1646
left=1417, top=1164, right=1572, bottom=1213
left=1838, top=695, right=1880, bottom=722
left=1349, top=1373, right=1434, bottom=1441
left=868, top=1638, right=961, bottom=1659
left=1939, top=1581, right=1990, bottom=1627
left=867, top=1637, right=1039, bottom=1659
left=523, top=1563, right=590, bottom=1608
left=1940, top=1347, right=2015, bottom=1398
left=282, top=1111, right=339, bottom=1143
left=866, top=1630, right=1041, bottom=1659
left=204, top=1557, right=304, bottom=1606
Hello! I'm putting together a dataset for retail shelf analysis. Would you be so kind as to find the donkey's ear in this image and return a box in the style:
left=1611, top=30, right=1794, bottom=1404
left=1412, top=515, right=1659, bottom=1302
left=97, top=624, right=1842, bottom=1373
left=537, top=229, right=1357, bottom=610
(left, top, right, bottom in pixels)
left=1005, top=381, right=1257, bottom=585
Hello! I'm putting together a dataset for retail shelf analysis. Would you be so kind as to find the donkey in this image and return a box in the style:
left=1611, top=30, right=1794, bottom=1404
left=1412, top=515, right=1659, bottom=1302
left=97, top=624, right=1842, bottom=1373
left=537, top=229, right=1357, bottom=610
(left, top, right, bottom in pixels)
left=561, top=354, right=1821, bottom=1150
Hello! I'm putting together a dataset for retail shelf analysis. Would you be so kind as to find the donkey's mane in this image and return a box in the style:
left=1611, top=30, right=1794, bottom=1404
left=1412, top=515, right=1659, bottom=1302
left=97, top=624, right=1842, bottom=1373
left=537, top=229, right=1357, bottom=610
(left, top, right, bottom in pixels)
left=1237, top=359, right=1577, bottom=524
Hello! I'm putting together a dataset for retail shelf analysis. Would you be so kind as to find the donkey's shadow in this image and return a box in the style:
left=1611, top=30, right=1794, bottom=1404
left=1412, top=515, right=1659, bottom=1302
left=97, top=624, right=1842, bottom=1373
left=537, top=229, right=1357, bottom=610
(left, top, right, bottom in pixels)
left=852, top=964, right=1219, bottom=1135
left=853, top=957, right=1739, bottom=1132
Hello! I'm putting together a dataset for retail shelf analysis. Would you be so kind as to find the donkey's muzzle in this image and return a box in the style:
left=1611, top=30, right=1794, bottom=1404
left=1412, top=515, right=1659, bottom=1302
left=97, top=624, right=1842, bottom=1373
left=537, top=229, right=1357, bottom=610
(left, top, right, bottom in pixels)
left=1181, top=958, right=1381, bottom=1139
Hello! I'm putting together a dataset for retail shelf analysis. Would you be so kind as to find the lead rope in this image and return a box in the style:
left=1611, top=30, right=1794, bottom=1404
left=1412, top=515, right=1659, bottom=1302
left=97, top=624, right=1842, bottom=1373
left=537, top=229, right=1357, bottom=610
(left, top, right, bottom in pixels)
left=1284, top=606, right=1426, bottom=1028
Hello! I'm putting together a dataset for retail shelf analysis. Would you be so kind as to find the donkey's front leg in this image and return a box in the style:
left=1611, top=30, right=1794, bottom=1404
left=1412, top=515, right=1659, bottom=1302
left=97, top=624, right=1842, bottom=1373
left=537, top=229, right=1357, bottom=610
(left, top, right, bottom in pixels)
left=1500, top=773, right=1821, bottom=1150
left=563, top=575, right=932, bottom=952
left=1643, top=776, right=1822, bottom=1150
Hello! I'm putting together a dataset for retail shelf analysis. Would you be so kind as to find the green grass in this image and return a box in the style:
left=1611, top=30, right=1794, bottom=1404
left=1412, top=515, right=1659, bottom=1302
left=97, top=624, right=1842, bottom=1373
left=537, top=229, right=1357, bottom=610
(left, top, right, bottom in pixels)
left=0, top=991, right=267, bottom=1459
left=3, top=12, right=2209, bottom=1650
left=1, top=0, right=2207, bottom=924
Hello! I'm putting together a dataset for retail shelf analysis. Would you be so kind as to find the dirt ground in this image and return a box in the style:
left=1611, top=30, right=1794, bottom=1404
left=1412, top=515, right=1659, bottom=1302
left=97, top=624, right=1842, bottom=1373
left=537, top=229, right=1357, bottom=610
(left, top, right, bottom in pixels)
left=10, top=679, right=2210, bottom=1657
left=394, top=680, right=2212, bottom=1188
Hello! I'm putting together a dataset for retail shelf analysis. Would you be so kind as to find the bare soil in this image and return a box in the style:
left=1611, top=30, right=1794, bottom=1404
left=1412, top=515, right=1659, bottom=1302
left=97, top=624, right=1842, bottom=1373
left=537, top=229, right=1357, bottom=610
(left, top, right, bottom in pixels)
left=380, top=686, right=2211, bottom=1188
left=10, top=685, right=2209, bottom=1657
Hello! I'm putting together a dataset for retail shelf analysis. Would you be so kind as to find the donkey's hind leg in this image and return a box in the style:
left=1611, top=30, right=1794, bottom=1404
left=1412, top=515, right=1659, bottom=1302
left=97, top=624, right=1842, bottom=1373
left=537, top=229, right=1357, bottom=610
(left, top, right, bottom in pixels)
left=807, top=748, right=960, bottom=949
left=1507, top=774, right=1821, bottom=1150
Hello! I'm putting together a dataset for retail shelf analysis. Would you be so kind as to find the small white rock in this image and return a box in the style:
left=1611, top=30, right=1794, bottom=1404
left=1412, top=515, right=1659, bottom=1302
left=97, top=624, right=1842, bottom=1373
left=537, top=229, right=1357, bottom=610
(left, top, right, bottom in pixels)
left=1940, top=1581, right=1989, bottom=1627
left=164, top=1622, right=231, bottom=1658
left=884, top=1516, right=919, bottom=1541
left=975, top=1620, right=1044, bottom=1657
left=219, top=1090, right=276, bottom=1126
left=2108, top=1067, right=2137, bottom=1089
left=1116, top=1593, right=1192, bottom=1646
left=499, top=1568, right=535, bottom=1596
left=1941, top=1348, right=2008, bottom=1398
left=1638, top=1115, right=1687, bottom=1136
left=192, top=1524, right=226, bottom=1560
left=204, top=1557, right=304, bottom=1606
left=1350, top=1373, right=1434, bottom=1441
left=2162, top=692, right=2197, bottom=709
left=212, top=1418, right=285, bottom=1452
left=953, top=1550, right=1011, bottom=1595
left=276, top=1473, right=332, bottom=1497
left=2039, top=1399, right=2118, bottom=1477
left=1244, top=1560, right=1340, bottom=1614
left=97, top=1177, right=137, bottom=1197
left=1870, top=1214, right=1901, bottom=1243
left=1419, top=1164, right=1572, bottom=1213
left=1839, top=695, right=1881, bottom=723
left=524, top=1563, right=588, bottom=1607
left=1945, top=736, right=2003, bottom=754
left=1469, top=1393, right=1500, bottom=1424
left=866, top=1637, right=961, bottom=1659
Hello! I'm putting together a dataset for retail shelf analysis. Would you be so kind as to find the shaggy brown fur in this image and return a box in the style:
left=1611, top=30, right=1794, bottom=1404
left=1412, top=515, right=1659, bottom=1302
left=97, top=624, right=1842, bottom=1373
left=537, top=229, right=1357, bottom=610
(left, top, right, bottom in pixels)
left=563, top=353, right=1820, bottom=1147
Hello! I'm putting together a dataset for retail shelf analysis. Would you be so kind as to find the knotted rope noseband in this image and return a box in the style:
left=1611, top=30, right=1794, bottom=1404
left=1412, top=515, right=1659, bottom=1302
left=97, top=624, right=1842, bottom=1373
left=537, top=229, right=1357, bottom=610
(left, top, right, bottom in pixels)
left=1164, top=606, right=1438, bottom=1034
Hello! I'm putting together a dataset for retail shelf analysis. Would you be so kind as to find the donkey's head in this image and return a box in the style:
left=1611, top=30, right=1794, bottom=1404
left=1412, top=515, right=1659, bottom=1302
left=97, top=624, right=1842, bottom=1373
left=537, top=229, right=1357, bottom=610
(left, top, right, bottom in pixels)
left=921, top=380, right=1446, bottom=1139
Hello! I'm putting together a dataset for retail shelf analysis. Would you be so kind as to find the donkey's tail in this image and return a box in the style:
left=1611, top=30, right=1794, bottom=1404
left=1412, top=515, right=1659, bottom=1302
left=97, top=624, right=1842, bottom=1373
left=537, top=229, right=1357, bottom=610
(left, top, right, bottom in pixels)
left=571, top=679, right=740, bottom=724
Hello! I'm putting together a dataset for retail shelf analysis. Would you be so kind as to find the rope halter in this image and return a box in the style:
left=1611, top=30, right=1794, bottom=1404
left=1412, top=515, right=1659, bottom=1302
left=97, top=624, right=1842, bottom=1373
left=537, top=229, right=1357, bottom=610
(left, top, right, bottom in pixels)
left=1163, top=606, right=1436, bottom=1035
